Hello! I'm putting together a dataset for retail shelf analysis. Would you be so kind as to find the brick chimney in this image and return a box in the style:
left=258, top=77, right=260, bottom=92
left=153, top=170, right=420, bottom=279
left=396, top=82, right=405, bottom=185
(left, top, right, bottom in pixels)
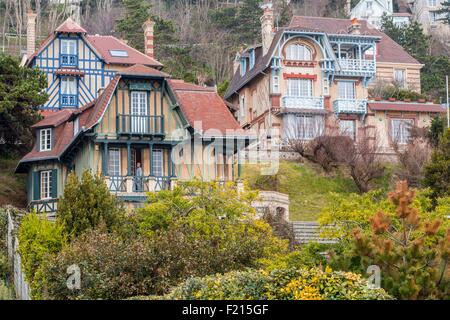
left=142, top=18, right=155, bottom=58
left=348, top=18, right=361, bottom=35
left=26, top=10, right=37, bottom=57
left=260, top=2, right=274, bottom=56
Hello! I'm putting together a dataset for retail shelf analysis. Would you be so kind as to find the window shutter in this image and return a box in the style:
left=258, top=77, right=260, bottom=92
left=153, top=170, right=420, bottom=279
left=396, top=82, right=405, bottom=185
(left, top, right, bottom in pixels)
left=51, top=169, right=58, bottom=199
left=33, top=171, right=40, bottom=200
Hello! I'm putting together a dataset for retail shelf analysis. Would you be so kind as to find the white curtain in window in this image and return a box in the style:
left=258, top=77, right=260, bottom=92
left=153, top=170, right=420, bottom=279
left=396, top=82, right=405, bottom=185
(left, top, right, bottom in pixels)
left=61, top=77, right=76, bottom=94
left=338, top=81, right=356, bottom=99
left=61, top=39, right=76, bottom=55
left=391, top=119, right=413, bottom=144
left=286, top=44, right=312, bottom=60
left=288, top=79, right=312, bottom=97
left=339, top=120, right=356, bottom=139
left=284, top=114, right=324, bottom=140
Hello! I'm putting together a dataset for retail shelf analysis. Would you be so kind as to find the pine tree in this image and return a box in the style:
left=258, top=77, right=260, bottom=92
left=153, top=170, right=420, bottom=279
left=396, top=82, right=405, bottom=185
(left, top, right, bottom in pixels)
left=0, top=54, right=47, bottom=157
left=423, top=128, right=450, bottom=202
left=437, top=0, right=450, bottom=24
left=116, top=0, right=150, bottom=52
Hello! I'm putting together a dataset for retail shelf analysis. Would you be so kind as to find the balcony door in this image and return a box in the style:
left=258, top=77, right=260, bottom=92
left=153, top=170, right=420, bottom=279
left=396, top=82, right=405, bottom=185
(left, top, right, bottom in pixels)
left=108, top=148, right=121, bottom=191
left=152, top=149, right=164, bottom=191
left=287, top=79, right=312, bottom=97
left=131, top=91, right=148, bottom=133
left=338, top=81, right=356, bottom=100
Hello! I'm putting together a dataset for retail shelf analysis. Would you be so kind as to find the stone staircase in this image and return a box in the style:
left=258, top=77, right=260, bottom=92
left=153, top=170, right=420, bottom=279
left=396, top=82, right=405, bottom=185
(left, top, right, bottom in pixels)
left=291, top=221, right=338, bottom=244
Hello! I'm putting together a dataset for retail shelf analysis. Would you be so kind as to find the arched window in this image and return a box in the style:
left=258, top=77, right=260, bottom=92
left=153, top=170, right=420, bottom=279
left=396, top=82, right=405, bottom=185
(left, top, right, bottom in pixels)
left=285, top=44, right=312, bottom=60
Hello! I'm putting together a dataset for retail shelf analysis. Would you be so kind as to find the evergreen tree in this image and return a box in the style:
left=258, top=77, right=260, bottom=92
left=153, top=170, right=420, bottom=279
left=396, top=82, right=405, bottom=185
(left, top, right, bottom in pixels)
left=0, top=54, right=47, bottom=157
left=437, top=0, right=450, bottom=24
left=236, top=0, right=263, bottom=45
left=116, top=0, right=150, bottom=52
left=423, top=128, right=450, bottom=202
left=428, top=115, right=446, bottom=147
left=57, top=170, right=125, bottom=239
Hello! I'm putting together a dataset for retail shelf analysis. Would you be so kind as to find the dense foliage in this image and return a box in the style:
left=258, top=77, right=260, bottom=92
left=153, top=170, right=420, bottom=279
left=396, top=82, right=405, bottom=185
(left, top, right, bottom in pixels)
left=0, top=54, right=48, bottom=157
left=29, top=180, right=288, bottom=299
left=17, top=213, right=66, bottom=298
left=352, top=181, right=449, bottom=299
left=423, top=128, right=450, bottom=203
left=57, top=170, right=125, bottom=239
left=144, top=267, right=391, bottom=300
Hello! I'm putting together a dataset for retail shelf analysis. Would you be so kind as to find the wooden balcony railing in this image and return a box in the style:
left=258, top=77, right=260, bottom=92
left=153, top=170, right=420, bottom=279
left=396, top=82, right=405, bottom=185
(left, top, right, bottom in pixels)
left=60, top=54, right=78, bottom=67
left=61, top=94, right=78, bottom=107
left=333, top=99, right=367, bottom=114
left=106, top=175, right=173, bottom=193
left=116, top=114, right=165, bottom=136
left=282, top=96, right=324, bottom=109
left=338, top=59, right=375, bottom=74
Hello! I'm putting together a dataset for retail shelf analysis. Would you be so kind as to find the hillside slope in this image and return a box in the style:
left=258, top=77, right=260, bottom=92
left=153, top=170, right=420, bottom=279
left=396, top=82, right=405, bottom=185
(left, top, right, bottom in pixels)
left=242, top=160, right=360, bottom=221
left=0, top=158, right=27, bottom=208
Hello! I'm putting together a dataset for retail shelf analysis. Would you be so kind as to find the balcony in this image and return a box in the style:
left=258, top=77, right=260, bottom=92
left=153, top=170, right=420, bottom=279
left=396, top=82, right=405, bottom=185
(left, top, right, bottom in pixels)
left=282, top=96, right=324, bottom=110
left=61, top=94, right=78, bottom=107
left=337, top=59, right=375, bottom=75
left=117, top=114, right=165, bottom=136
left=333, top=99, right=367, bottom=114
left=106, top=176, right=174, bottom=194
left=29, top=199, right=58, bottom=216
left=60, top=54, right=78, bottom=67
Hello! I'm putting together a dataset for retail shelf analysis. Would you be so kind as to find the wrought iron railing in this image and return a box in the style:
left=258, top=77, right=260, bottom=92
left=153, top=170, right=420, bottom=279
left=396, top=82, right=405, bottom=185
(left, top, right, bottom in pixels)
left=333, top=99, right=367, bottom=114
left=338, top=59, right=375, bottom=73
left=61, top=94, right=78, bottom=107
left=117, top=114, right=165, bottom=135
left=282, top=96, right=324, bottom=109
left=108, top=176, right=127, bottom=192
left=60, top=54, right=78, bottom=67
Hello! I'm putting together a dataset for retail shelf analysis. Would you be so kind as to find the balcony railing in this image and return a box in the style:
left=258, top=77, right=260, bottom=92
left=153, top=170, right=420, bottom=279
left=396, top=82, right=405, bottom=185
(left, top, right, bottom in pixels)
left=117, top=114, right=165, bottom=136
left=333, top=99, right=367, bottom=114
left=338, top=59, right=375, bottom=74
left=106, top=175, right=173, bottom=193
left=60, top=54, right=78, bottom=67
left=282, top=96, right=324, bottom=109
left=61, top=94, right=78, bottom=107
left=29, top=199, right=58, bottom=216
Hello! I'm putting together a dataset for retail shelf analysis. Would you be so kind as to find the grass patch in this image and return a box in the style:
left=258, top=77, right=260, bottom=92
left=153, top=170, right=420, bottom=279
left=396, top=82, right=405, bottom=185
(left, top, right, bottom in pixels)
left=242, top=160, right=360, bottom=221
left=0, top=157, right=26, bottom=208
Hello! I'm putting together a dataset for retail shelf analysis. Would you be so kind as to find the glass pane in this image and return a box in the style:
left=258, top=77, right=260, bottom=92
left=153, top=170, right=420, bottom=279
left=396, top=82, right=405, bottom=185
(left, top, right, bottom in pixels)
left=152, top=149, right=163, bottom=177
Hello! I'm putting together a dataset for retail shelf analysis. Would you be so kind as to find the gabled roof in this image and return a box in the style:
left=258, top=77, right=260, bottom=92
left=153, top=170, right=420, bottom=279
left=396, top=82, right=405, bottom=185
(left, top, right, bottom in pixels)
left=27, top=18, right=163, bottom=68
left=168, top=80, right=244, bottom=136
left=86, top=35, right=163, bottom=68
left=225, top=16, right=421, bottom=99
left=368, top=101, right=446, bottom=113
left=55, top=18, right=87, bottom=34
left=31, top=109, right=74, bottom=129
left=118, top=64, right=169, bottom=78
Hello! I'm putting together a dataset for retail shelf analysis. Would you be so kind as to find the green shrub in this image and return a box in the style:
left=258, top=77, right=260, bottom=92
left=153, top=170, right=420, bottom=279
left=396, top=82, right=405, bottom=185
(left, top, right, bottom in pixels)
left=57, top=170, right=125, bottom=239
left=18, top=213, right=65, bottom=298
left=151, top=267, right=392, bottom=300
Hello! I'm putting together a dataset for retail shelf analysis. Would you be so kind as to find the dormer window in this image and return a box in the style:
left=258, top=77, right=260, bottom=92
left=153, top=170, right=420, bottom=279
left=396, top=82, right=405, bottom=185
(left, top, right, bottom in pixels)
left=285, top=44, right=312, bottom=61
left=249, top=49, right=255, bottom=69
left=73, top=117, right=80, bottom=136
left=240, top=58, right=247, bottom=76
left=60, top=39, right=77, bottom=67
left=40, top=128, right=52, bottom=152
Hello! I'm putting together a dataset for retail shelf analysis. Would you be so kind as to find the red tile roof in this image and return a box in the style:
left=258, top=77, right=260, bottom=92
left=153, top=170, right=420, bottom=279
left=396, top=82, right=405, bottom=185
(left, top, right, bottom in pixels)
left=27, top=19, right=163, bottom=68
left=85, top=76, right=120, bottom=129
left=118, top=64, right=169, bottom=78
left=55, top=18, right=87, bottom=34
left=31, top=109, right=74, bottom=129
left=289, top=16, right=419, bottom=64
left=368, top=101, right=446, bottom=113
left=86, top=35, right=163, bottom=68
left=168, top=80, right=243, bottom=136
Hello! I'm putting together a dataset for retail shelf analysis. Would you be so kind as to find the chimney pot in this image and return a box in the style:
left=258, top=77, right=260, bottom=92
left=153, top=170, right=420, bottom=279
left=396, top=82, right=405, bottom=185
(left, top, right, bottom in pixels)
left=142, top=18, right=156, bottom=58
left=26, top=10, right=37, bottom=57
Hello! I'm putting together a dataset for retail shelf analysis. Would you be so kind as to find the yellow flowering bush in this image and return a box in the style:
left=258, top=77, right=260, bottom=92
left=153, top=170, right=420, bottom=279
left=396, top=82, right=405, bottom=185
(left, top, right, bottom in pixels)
left=154, top=266, right=392, bottom=300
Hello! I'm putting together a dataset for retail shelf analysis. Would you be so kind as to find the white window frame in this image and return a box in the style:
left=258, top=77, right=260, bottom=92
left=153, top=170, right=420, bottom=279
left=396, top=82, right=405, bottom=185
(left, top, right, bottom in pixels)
left=394, top=69, right=407, bottom=88
left=130, top=91, right=148, bottom=133
left=61, top=39, right=76, bottom=55
left=287, top=115, right=324, bottom=140
left=338, top=81, right=356, bottom=99
left=428, top=0, right=437, bottom=7
left=152, top=149, right=163, bottom=177
left=391, top=118, right=413, bottom=144
left=272, top=75, right=280, bottom=93
left=40, top=128, right=52, bottom=151
left=339, top=120, right=356, bottom=140
left=239, top=95, right=246, bottom=119
left=40, top=170, right=52, bottom=200
left=108, top=148, right=121, bottom=176
left=285, top=44, right=312, bottom=61
left=61, top=77, right=77, bottom=95
left=287, top=79, right=313, bottom=97
left=73, top=117, right=80, bottom=136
